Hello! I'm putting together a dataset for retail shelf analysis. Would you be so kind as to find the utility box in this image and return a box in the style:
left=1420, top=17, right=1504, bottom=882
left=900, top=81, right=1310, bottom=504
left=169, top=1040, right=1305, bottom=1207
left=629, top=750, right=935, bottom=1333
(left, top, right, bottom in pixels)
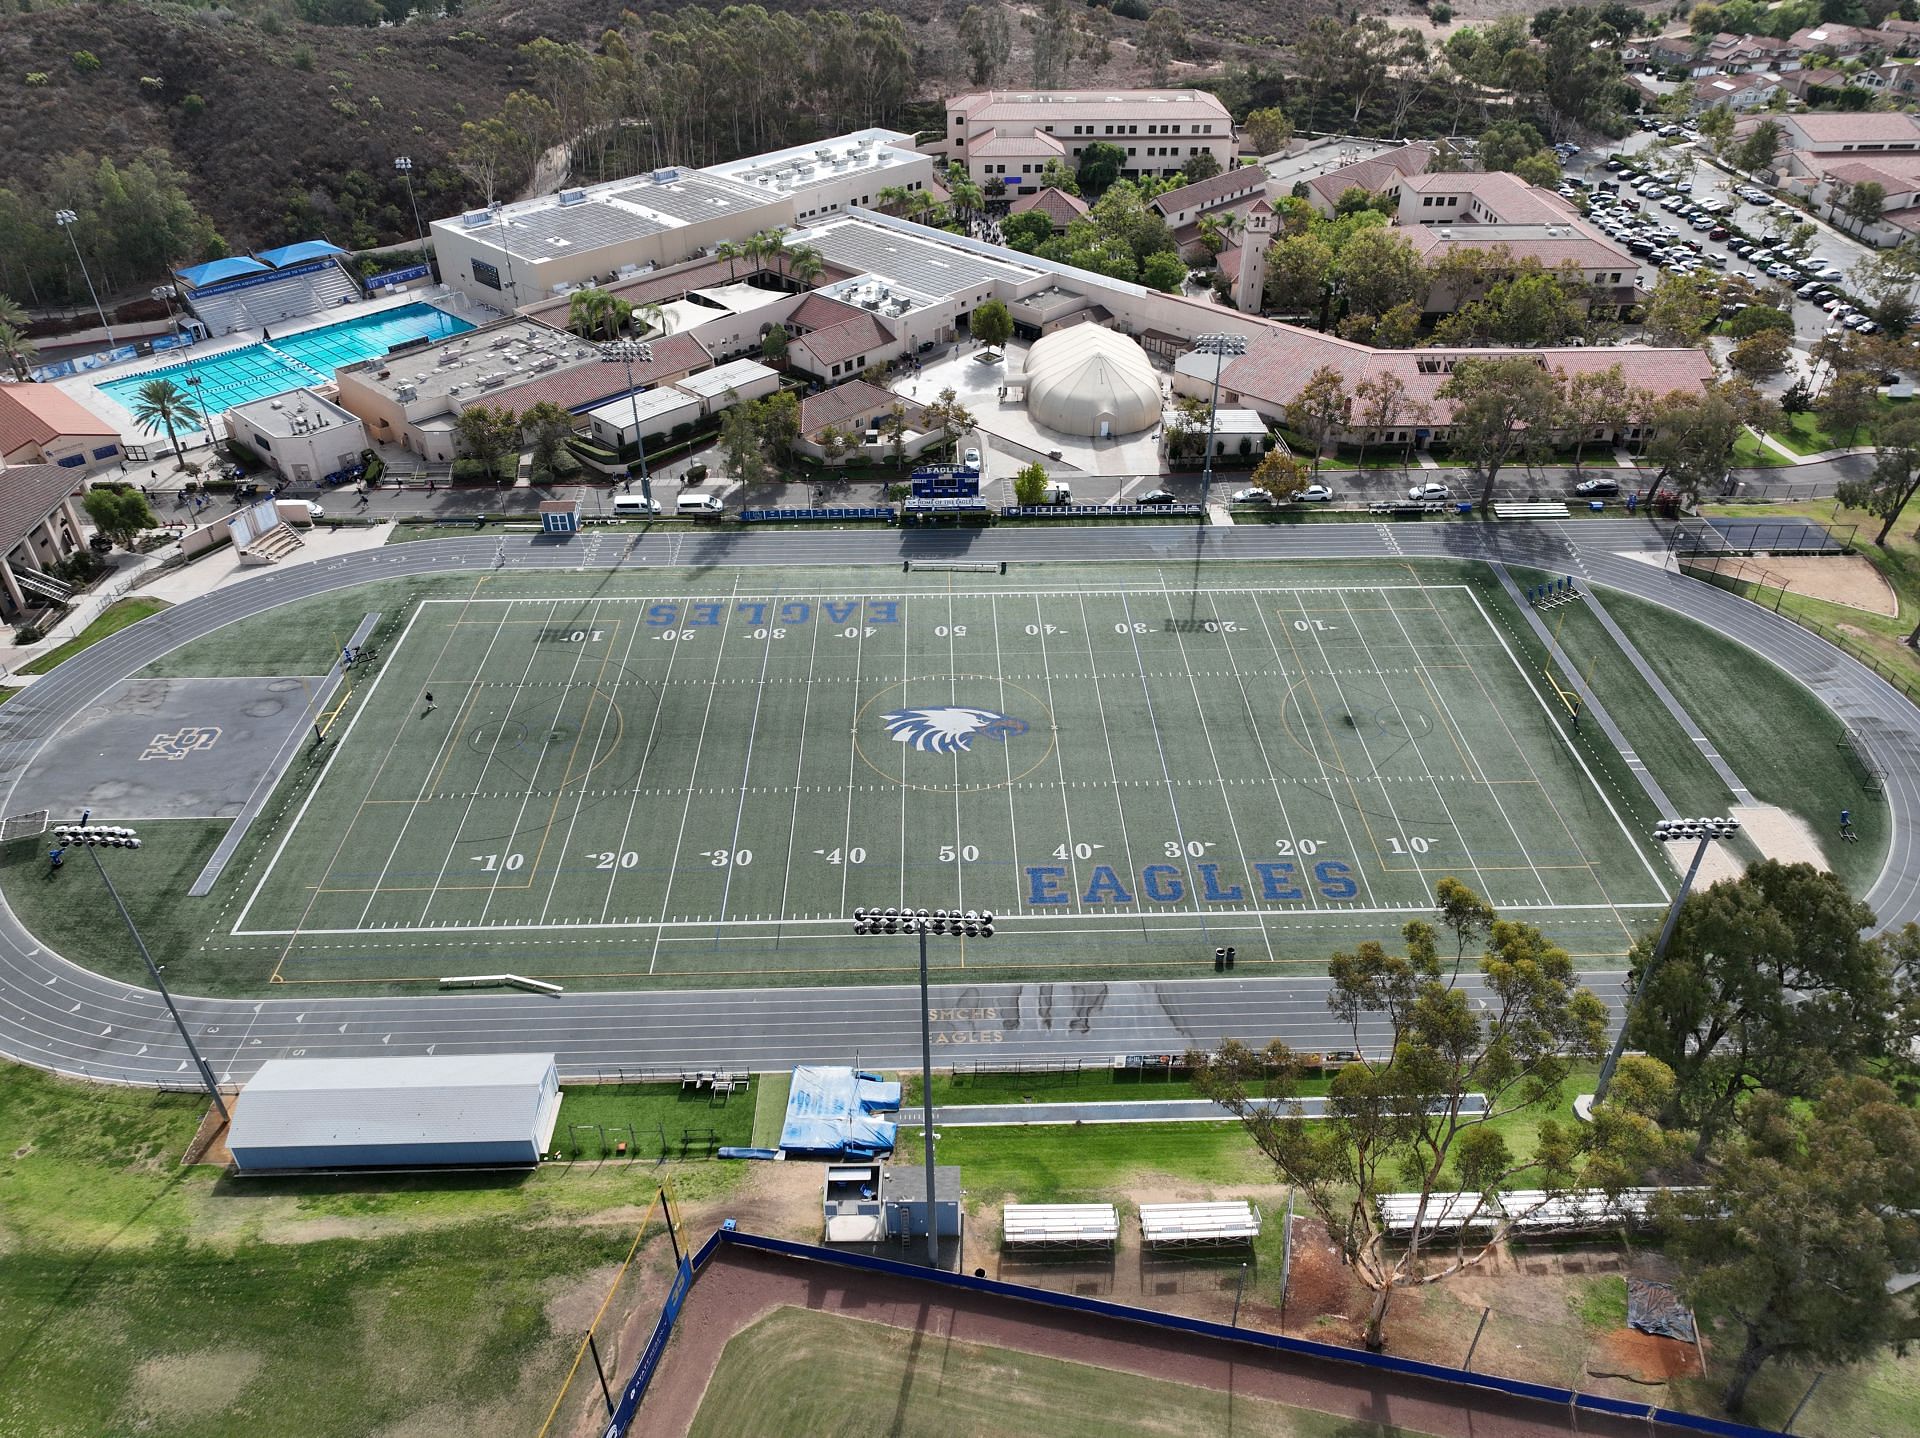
left=882, top=1163, right=963, bottom=1240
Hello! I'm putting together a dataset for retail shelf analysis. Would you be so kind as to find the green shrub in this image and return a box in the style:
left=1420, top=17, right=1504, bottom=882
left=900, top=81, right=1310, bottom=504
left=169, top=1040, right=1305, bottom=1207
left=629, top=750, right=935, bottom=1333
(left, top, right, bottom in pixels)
left=26, top=72, right=50, bottom=86
left=13, top=624, right=43, bottom=645
left=291, top=44, right=315, bottom=71
left=70, top=50, right=100, bottom=74
left=181, top=93, right=205, bottom=116
left=1429, top=2, right=1453, bottom=21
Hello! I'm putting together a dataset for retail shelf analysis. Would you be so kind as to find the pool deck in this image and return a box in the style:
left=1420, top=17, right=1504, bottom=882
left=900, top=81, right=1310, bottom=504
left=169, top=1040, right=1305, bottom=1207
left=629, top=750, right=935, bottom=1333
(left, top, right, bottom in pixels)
left=59, top=288, right=506, bottom=451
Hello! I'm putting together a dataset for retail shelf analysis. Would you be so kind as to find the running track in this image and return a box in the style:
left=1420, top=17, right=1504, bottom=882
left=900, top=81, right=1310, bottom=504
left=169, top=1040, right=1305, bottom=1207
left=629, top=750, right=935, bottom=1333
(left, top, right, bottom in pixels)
left=0, top=519, right=1911, bottom=1087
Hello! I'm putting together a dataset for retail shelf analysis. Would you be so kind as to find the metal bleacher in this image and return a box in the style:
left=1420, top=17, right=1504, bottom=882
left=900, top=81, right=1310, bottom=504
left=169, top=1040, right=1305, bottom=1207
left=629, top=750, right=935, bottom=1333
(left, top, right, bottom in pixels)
left=189, top=261, right=362, bottom=337
left=1377, top=1188, right=1675, bottom=1237
left=1002, top=1203, right=1120, bottom=1251
left=1138, top=1200, right=1261, bottom=1249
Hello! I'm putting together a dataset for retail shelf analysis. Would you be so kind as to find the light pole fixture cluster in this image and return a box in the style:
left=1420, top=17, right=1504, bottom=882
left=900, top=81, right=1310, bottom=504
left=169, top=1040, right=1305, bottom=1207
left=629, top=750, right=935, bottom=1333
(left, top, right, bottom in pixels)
left=1593, top=815, right=1741, bottom=1104
left=54, top=822, right=231, bottom=1122
left=54, top=208, right=114, bottom=345
left=851, top=906, right=996, bottom=1266
left=1192, top=333, right=1248, bottom=509
left=599, top=340, right=656, bottom=504
left=394, top=156, right=427, bottom=249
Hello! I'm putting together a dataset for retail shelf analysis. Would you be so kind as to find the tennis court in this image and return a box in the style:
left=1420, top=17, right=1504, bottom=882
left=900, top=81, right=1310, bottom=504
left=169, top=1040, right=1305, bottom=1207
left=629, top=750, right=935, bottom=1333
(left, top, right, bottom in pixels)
left=234, top=581, right=1668, bottom=986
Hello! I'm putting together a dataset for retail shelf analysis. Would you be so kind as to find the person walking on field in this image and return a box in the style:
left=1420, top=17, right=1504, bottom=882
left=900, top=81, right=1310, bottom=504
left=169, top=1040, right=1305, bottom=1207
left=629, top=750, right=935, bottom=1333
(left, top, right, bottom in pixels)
left=423, top=691, right=436, bottom=714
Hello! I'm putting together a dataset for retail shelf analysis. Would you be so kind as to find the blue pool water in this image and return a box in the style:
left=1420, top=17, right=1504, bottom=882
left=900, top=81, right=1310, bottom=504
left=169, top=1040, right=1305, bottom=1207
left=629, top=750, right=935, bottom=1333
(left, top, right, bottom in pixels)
left=98, top=302, right=472, bottom=427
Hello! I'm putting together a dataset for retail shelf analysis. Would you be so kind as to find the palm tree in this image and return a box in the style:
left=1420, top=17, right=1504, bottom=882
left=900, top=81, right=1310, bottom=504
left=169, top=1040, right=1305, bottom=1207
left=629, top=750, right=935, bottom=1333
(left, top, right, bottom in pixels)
left=568, top=287, right=611, bottom=339
left=785, top=245, right=824, bottom=290
left=631, top=298, right=671, bottom=338
left=0, top=293, right=26, bottom=330
left=874, top=185, right=910, bottom=216
left=715, top=241, right=742, bottom=281
left=0, top=322, right=36, bottom=382
left=128, top=378, right=203, bottom=466
left=755, top=229, right=788, bottom=275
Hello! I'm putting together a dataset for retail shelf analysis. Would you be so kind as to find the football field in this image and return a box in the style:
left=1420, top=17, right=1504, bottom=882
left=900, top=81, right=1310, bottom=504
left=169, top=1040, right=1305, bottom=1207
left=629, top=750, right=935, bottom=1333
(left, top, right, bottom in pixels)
left=235, top=579, right=1669, bottom=986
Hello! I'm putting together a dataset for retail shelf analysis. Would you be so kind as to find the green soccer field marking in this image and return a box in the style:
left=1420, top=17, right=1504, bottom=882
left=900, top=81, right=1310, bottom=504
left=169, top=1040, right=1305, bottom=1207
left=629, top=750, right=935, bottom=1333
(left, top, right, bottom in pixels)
left=231, top=584, right=1670, bottom=986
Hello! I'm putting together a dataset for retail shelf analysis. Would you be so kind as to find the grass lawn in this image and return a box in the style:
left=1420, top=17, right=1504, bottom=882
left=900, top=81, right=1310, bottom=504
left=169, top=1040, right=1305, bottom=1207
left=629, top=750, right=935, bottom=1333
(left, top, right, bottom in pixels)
left=688, top=1306, right=1441, bottom=1438
left=0, top=1059, right=744, bottom=1438
left=18, top=596, right=169, bottom=675
left=552, top=1082, right=754, bottom=1159
left=1732, top=429, right=1791, bottom=468
left=904, top=1067, right=1336, bottom=1108
left=1602, top=590, right=1889, bottom=894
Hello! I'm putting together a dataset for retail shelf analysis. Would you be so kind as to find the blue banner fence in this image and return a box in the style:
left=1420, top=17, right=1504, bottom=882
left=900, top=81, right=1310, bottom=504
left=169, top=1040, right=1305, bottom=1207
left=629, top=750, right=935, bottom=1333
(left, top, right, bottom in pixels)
left=596, top=1224, right=1793, bottom=1438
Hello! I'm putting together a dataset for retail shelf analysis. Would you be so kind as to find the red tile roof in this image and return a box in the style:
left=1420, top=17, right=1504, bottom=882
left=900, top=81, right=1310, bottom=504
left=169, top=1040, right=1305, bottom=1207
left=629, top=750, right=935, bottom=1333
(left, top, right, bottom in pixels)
left=798, top=380, right=924, bottom=436
left=1009, top=188, right=1089, bottom=229
left=787, top=293, right=868, bottom=332
left=1215, top=329, right=1714, bottom=427
left=794, top=313, right=893, bottom=367
left=0, top=462, right=84, bottom=549
left=1151, top=167, right=1266, bottom=219
left=0, top=384, right=117, bottom=456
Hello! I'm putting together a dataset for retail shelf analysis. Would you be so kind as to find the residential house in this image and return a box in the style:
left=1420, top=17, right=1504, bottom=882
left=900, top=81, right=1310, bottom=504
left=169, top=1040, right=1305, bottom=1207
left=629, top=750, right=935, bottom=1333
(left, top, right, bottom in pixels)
left=1691, top=70, right=1782, bottom=111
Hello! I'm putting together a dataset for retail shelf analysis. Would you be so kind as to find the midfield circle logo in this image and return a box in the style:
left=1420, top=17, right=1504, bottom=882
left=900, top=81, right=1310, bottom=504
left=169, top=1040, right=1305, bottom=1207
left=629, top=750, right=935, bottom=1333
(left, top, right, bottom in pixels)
left=882, top=706, right=1030, bottom=754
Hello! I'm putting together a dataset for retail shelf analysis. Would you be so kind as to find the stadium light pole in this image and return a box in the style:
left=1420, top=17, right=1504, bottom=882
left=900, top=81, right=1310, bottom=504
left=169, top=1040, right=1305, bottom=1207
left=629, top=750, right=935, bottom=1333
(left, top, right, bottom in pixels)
left=1192, top=333, right=1246, bottom=510
left=55, top=209, right=114, bottom=345
left=1592, top=816, right=1741, bottom=1105
left=393, top=156, right=427, bottom=249
left=599, top=340, right=655, bottom=505
left=851, top=905, right=996, bottom=1267
left=55, top=823, right=230, bottom=1122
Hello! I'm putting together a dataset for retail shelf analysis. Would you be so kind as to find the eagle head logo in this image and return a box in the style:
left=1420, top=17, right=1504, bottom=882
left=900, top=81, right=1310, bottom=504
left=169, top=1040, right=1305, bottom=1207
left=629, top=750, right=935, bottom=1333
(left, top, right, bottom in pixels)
left=882, top=706, right=1029, bottom=754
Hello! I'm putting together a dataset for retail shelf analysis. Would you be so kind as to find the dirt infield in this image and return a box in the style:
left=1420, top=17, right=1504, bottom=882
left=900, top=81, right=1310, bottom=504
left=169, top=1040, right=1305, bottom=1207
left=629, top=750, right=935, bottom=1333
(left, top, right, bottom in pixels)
left=639, top=1244, right=1716, bottom=1438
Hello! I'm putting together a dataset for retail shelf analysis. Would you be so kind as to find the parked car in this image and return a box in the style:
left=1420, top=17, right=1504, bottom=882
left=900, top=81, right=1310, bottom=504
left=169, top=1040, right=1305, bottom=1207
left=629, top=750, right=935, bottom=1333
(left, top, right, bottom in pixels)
left=303, top=500, right=325, bottom=519
left=1815, top=266, right=1845, bottom=282
left=1408, top=481, right=1450, bottom=501
left=1299, top=483, right=1335, bottom=502
left=1137, top=489, right=1178, bottom=506
left=1230, top=487, right=1272, bottom=504
left=1574, top=477, right=1620, bottom=496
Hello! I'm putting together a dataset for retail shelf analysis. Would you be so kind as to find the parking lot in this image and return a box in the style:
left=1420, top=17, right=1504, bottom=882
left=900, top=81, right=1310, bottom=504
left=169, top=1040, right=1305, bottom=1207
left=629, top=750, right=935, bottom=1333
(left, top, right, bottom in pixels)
left=1567, top=129, right=1885, bottom=351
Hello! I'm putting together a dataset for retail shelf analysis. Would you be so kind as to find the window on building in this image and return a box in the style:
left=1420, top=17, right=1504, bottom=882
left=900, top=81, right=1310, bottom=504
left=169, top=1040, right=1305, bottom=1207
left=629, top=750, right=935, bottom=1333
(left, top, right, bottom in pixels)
left=90, top=444, right=118, bottom=460
left=55, top=454, right=83, bottom=468
left=472, top=259, right=503, bottom=290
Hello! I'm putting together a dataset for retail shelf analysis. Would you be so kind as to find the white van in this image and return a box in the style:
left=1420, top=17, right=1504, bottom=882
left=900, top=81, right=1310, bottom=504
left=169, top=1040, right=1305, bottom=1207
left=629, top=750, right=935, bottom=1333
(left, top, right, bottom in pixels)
left=676, top=491, right=725, bottom=515
left=1040, top=479, right=1072, bottom=505
left=611, top=494, right=660, bottom=517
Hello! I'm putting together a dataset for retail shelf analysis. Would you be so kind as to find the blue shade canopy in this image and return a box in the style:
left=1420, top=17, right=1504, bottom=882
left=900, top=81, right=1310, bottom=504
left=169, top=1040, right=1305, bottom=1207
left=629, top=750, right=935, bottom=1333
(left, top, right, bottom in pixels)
left=256, top=240, right=348, bottom=268
left=176, top=257, right=270, bottom=288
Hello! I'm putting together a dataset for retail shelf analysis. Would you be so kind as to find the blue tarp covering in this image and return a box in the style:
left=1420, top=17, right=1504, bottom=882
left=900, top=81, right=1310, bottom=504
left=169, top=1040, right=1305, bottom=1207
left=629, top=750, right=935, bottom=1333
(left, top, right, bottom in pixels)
left=778, top=1066, right=900, bottom=1158
left=177, top=257, right=271, bottom=288
left=257, top=239, right=348, bottom=269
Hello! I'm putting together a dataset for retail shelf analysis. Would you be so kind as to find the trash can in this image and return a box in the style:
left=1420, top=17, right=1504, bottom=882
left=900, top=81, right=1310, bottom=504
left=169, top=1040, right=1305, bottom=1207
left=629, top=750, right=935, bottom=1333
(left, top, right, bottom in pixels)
left=1589, top=500, right=1606, bottom=512
left=1455, top=501, right=1474, bottom=516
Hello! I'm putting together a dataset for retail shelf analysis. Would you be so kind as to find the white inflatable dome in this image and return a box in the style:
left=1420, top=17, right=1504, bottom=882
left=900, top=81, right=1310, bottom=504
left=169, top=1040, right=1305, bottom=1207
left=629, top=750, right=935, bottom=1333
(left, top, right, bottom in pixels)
left=1021, top=326, right=1161, bottom=438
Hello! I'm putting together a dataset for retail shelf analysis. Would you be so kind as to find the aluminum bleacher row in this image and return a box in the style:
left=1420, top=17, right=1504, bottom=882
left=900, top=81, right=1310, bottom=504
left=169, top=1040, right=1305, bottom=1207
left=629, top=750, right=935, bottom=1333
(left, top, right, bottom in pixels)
left=1001, top=1203, right=1121, bottom=1251
left=188, top=262, right=361, bottom=338
left=1376, top=1188, right=1676, bottom=1237
left=1138, top=1200, right=1262, bottom=1248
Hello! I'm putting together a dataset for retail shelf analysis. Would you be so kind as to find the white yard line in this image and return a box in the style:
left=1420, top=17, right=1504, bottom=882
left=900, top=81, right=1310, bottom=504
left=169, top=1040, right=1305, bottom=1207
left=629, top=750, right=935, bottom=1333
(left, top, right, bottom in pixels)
left=539, top=611, right=647, bottom=923
left=1247, top=594, right=1378, bottom=907
left=597, top=595, right=688, bottom=922
left=989, top=592, right=1025, bottom=917
left=836, top=605, right=869, bottom=918
left=1117, top=592, right=1208, bottom=922
left=476, top=600, right=607, bottom=925
left=712, top=619, right=781, bottom=925
left=1029, top=594, right=1084, bottom=914
left=1203, top=589, right=1320, bottom=914
left=1074, top=592, right=1141, bottom=900
left=648, top=583, right=741, bottom=973
left=1380, top=587, right=1553, bottom=906
left=949, top=589, right=966, bottom=919
left=775, top=611, right=827, bottom=926
left=363, top=601, right=531, bottom=928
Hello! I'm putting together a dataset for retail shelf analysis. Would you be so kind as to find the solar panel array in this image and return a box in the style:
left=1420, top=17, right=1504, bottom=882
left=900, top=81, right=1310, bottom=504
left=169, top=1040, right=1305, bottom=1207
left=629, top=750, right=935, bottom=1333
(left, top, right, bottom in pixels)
left=495, top=203, right=666, bottom=260
left=612, top=175, right=764, bottom=224
left=807, top=223, right=1034, bottom=299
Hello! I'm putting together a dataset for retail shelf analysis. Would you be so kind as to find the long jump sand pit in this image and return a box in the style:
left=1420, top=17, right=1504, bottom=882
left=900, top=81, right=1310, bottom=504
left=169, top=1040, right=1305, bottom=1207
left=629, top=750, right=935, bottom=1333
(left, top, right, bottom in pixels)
left=641, top=1244, right=1724, bottom=1438
left=1661, top=802, right=1831, bottom=888
left=1687, top=553, right=1897, bottom=615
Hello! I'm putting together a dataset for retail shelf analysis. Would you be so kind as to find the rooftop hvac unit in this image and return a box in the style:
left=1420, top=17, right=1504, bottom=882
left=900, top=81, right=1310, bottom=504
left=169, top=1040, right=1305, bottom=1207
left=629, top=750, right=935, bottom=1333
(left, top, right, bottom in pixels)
left=816, top=147, right=833, bottom=159
left=438, top=351, right=460, bottom=364
left=558, top=188, right=588, bottom=206
left=396, top=384, right=418, bottom=402
left=532, top=356, right=559, bottom=372
left=651, top=167, right=682, bottom=183
left=461, top=210, right=491, bottom=228
left=491, top=334, right=514, bottom=349
left=448, top=385, right=462, bottom=395
left=479, top=373, right=506, bottom=389
left=269, top=399, right=284, bottom=409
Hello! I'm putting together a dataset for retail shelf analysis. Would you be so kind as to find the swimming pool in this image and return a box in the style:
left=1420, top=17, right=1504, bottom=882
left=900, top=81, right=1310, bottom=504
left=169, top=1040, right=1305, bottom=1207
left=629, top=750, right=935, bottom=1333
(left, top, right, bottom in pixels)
left=97, top=302, right=473, bottom=430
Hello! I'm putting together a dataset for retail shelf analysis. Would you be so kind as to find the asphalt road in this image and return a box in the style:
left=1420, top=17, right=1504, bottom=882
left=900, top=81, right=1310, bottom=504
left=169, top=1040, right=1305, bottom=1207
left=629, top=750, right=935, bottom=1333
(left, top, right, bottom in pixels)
left=0, top=518, right=1912, bottom=1088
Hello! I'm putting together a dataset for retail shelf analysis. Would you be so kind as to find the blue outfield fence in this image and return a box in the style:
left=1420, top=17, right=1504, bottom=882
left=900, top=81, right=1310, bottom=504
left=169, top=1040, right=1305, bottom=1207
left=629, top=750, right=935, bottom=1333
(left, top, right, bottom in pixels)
left=595, top=1225, right=1792, bottom=1438
left=1004, top=503, right=1205, bottom=519
left=740, top=507, right=895, bottom=523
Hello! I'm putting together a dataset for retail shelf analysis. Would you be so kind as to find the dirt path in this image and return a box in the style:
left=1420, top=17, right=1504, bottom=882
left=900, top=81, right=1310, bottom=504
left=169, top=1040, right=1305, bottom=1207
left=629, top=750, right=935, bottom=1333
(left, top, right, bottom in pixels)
left=639, top=1245, right=1703, bottom=1438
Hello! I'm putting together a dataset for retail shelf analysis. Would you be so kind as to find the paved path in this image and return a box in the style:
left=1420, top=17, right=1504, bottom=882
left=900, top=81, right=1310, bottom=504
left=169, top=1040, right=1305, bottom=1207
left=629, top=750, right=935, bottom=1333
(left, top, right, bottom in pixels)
left=0, top=518, right=1911, bottom=1091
